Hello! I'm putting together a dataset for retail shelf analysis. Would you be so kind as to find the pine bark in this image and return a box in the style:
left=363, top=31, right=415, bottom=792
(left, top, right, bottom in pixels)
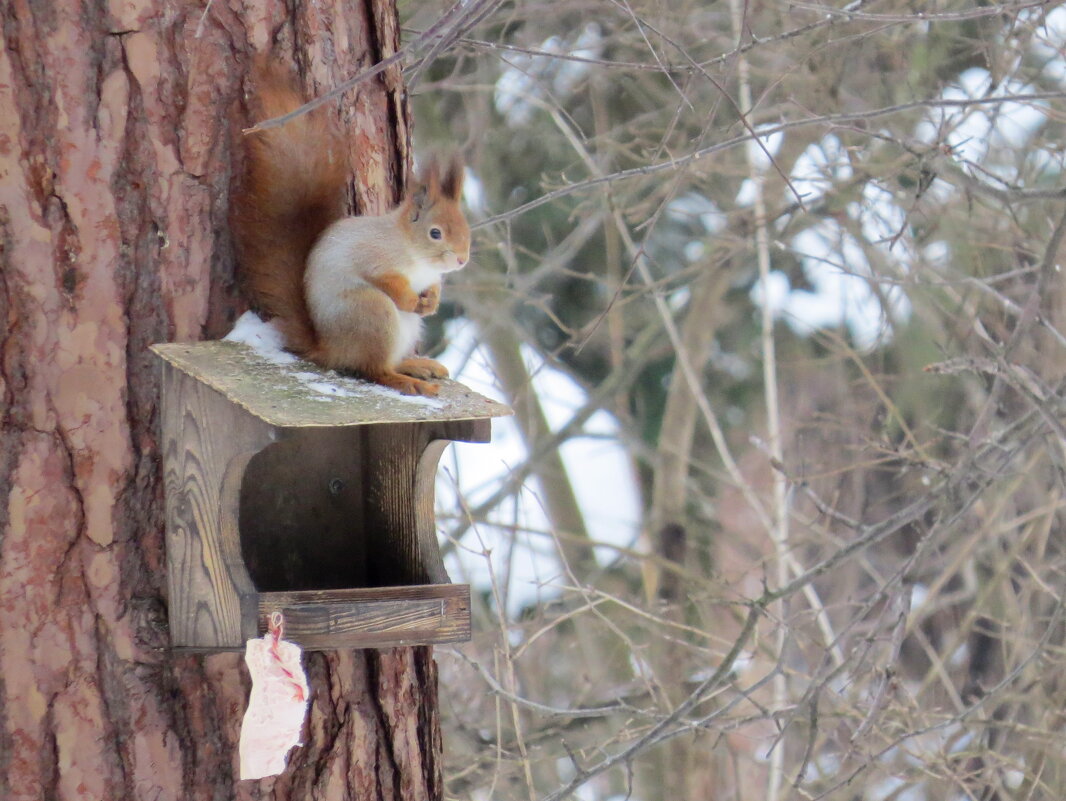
left=0, top=2, right=439, bottom=799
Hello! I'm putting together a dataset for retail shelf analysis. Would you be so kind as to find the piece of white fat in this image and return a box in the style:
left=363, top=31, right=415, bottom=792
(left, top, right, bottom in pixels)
left=238, top=633, right=310, bottom=780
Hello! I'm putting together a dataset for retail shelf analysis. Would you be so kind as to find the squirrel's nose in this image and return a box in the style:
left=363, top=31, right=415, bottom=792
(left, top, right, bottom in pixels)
left=457, top=255, right=467, bottom=266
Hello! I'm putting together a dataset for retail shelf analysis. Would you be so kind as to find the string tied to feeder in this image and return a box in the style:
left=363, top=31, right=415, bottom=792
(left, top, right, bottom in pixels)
left=267, top=612, right=305, bottom=703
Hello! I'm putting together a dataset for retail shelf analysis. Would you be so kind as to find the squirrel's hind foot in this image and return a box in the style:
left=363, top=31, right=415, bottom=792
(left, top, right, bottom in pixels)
left=367, top=370, right=441, bottom=397
left=396, top=357, right=449, bottom=381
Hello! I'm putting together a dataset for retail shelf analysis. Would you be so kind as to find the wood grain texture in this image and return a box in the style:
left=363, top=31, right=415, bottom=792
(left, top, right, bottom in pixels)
left=160, top=361, right=274, bottom=647
left=259, top=585, right=471, bottom=649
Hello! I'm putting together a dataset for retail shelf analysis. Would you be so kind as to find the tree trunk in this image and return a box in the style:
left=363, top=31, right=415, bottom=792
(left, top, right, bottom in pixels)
left=0, top=2, right=439, bottom=800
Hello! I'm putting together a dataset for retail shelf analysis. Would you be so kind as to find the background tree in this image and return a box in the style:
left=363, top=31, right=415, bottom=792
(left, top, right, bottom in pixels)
left=404, top=2, right=1066, bottom=800
left=0, top=2, right=446, bottom=799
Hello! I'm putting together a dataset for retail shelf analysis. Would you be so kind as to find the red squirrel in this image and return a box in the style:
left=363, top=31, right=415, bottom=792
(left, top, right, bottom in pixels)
left=231, top=65, right=470, bottom=396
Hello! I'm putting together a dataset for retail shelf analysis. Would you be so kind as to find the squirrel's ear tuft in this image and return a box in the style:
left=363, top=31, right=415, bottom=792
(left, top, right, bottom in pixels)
left=418, top=157, right=442, bottom=199
left=407, top=184, right=429, bottom=222
left=441, top=154, right=465, bottom=201
left=408, top=157, right=442, bottom=221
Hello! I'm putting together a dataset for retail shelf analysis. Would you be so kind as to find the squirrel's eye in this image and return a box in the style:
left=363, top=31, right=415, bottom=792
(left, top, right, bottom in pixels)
left=429, top=227, right=443, bottom=240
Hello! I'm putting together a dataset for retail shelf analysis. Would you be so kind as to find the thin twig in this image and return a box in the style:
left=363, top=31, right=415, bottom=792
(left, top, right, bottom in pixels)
left=244, top=0, right=498, bottom=134
left=475, top=92, right=1065, bottom=228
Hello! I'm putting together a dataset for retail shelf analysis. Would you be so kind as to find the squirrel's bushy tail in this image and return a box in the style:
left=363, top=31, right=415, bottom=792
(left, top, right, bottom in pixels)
left=231, top=63, right=348, bottom=356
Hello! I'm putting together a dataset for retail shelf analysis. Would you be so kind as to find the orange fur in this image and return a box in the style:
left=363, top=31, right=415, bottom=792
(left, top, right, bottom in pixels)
left=415, top=284, right=441, bottom=316
left=365, top=272, right=421, bottom=313
left=231, top=62, right=346, bottom=357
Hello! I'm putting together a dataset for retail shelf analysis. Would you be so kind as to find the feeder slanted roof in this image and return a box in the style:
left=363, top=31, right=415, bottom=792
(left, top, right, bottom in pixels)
left=150, top=340, right=510, bottom=429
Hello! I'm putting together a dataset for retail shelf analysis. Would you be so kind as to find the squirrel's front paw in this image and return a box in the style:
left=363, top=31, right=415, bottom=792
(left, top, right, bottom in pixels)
left=415, top=284, right=441, bottom=316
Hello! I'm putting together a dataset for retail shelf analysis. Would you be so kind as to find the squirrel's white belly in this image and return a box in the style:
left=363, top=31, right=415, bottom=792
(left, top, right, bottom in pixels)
left=392, top=311, right=424, bottom=363
left=390, top=259, right=439, bottom=362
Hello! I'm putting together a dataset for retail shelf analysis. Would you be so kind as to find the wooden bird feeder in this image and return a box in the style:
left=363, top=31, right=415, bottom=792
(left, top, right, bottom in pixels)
left=151, top=340, right=510, bottom=651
